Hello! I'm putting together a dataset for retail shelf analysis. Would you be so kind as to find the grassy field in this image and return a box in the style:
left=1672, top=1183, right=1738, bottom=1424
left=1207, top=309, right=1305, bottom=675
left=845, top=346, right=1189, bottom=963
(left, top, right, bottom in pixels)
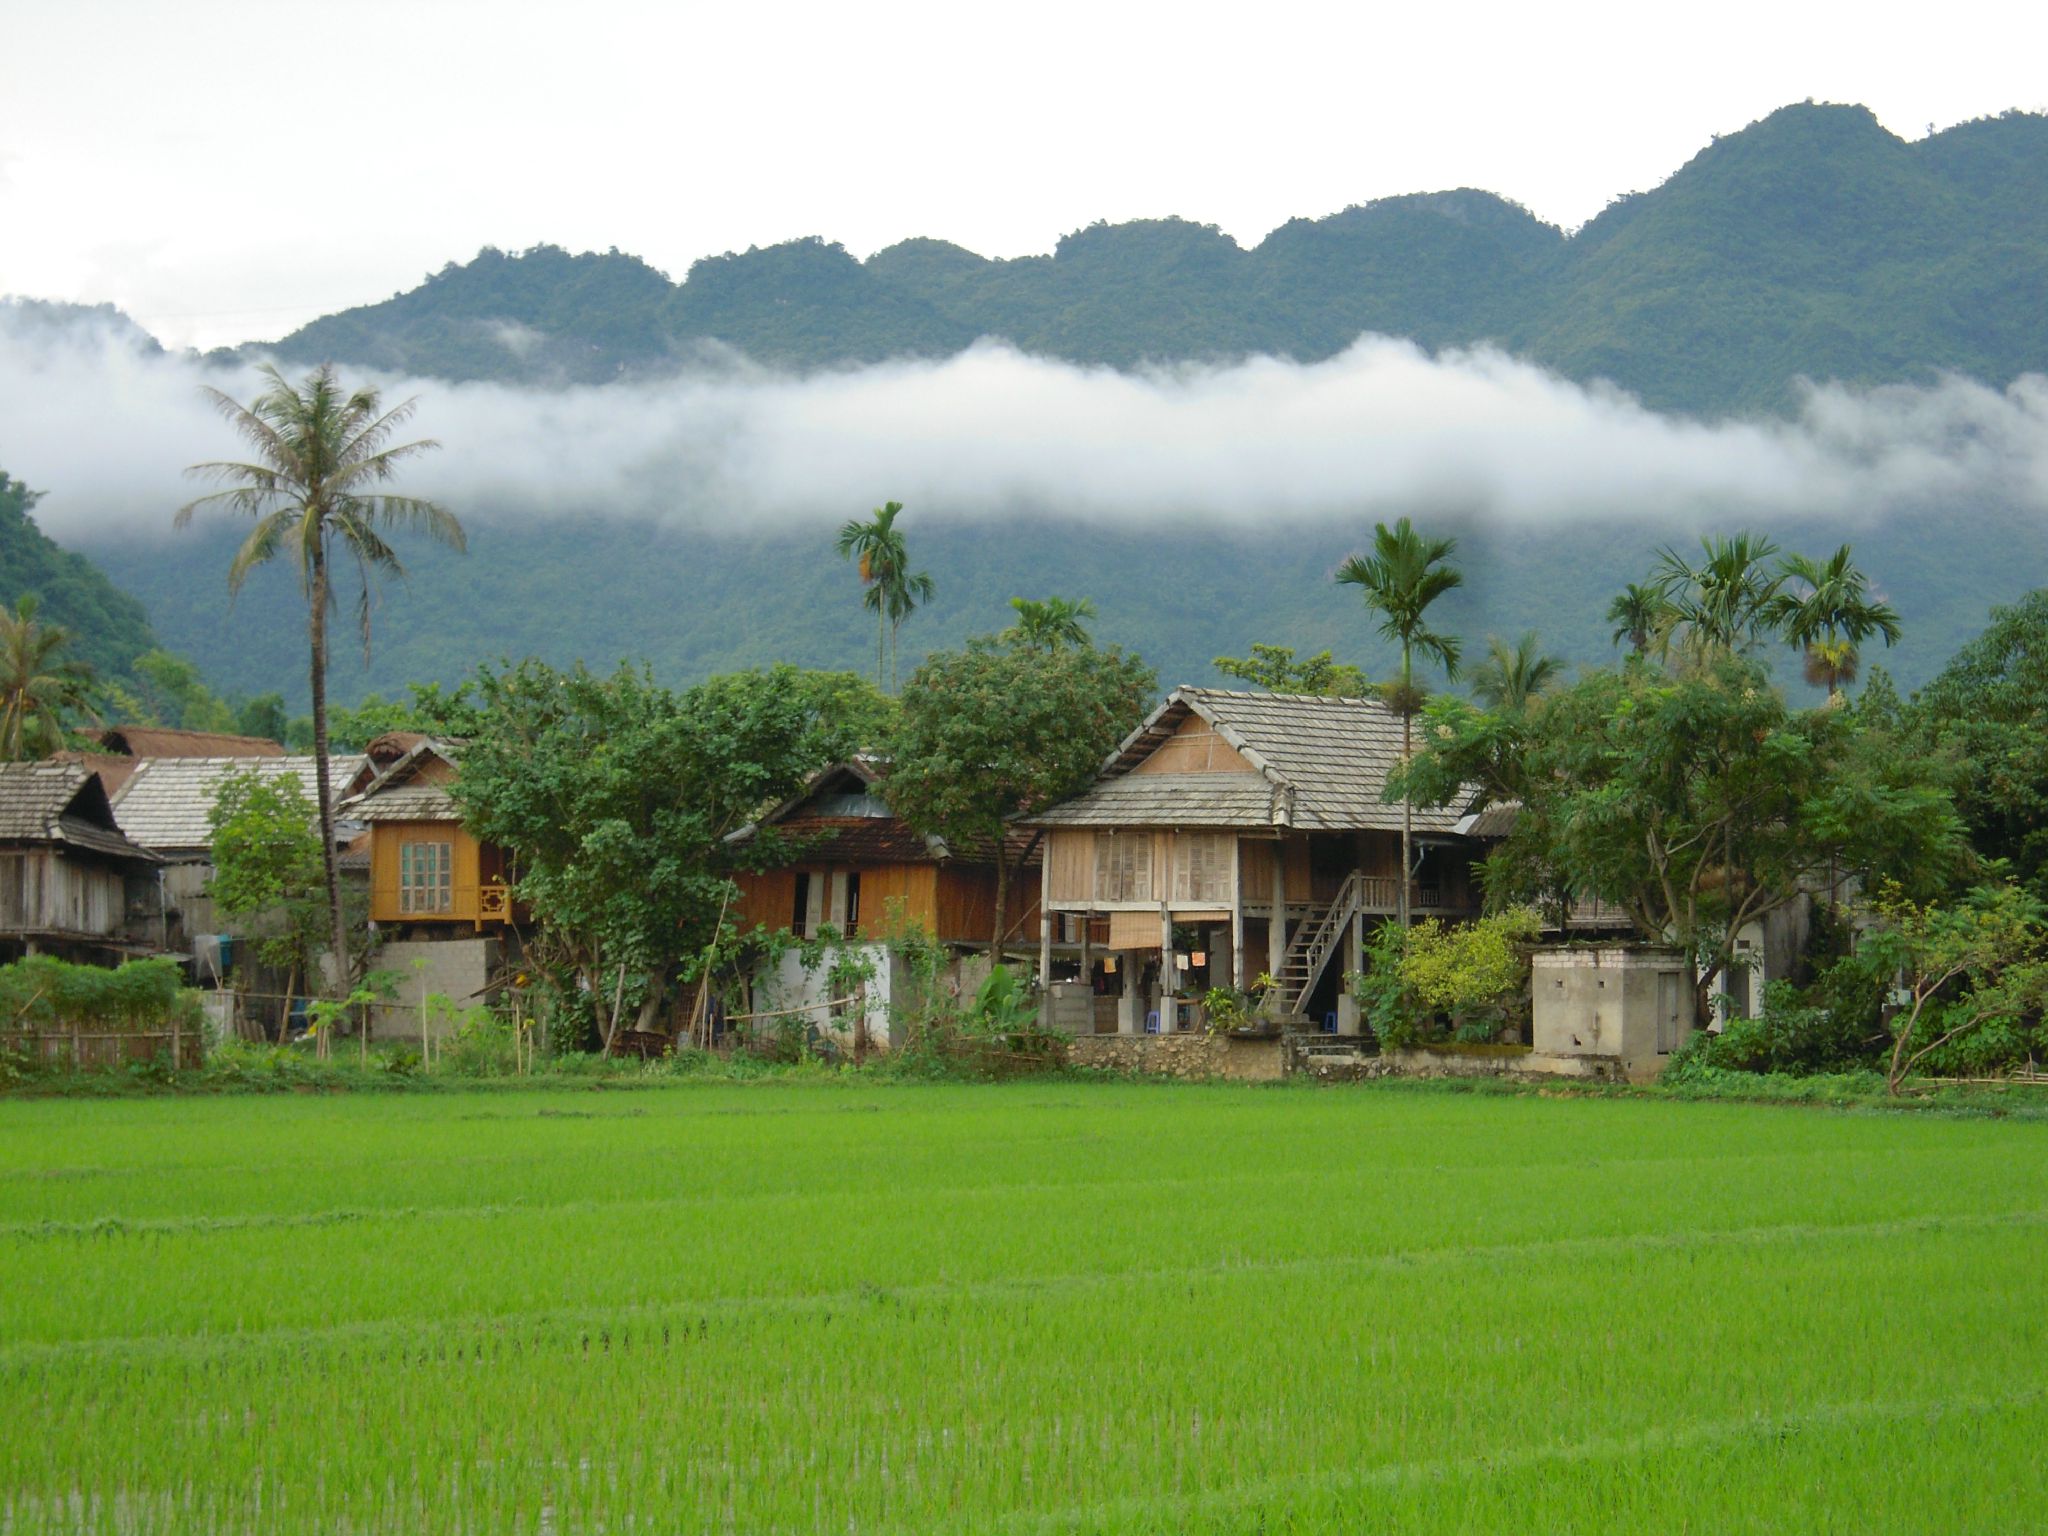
left=2, top=1080, right=2044, bottom=1533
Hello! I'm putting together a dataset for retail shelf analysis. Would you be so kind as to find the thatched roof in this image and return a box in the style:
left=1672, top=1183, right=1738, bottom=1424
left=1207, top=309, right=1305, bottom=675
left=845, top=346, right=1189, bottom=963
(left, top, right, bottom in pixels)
left=94, top=726, right=284, bottom=760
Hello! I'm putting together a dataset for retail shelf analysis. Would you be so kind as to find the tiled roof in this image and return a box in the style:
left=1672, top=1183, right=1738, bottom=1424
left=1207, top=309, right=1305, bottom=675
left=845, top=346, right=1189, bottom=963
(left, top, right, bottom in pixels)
left=342, top=739, right=464, bottom=823
left=1455, top=802, right=1520, bottom=839
left=94, top=726, right=284, bottom=759
left=1029, top=688, right=1477, bottom=833
left=0, top=762, right=156, bottom=863
left=111, top=756, right=361, bottom=853
left=772, top=815, right=940, bottom=864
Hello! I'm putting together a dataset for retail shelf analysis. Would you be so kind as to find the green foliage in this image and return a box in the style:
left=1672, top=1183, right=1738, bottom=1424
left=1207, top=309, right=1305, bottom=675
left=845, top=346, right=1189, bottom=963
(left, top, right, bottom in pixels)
left=1352, top=911, right=1540, bottom=1048
left=1212, top=643, right=1367, bottom=695
left=0, top=593, right=96, bottom=759
left=205, top=769, right=327, bottom=976
left=0, top=956, right=200, bottom=1033
left=1910, top=591, right=2048, bottom=900
left=1859, top=879, right=2048, bottom=1091
left=233, top=692, right=289, bottom=744
left=967, top=965, right=1039, bottom=1036
left=325, top=681, right=483, bottom=747
left=1662, top=978, right=1887, bottom=1081
left=456, top=659, right=855, bottom=1042
left=0, top=468, right=159, bottom=691
left=128, top=648, right=236, bottom=732
left=887, top=633, right=1156, bottom=952
left=1401, top=654, right=1966, bottom=1019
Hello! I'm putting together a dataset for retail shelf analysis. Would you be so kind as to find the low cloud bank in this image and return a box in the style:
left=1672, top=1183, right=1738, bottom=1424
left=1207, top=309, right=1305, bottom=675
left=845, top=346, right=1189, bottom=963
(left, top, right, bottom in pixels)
left=4, top=305, right=2046, bottom=541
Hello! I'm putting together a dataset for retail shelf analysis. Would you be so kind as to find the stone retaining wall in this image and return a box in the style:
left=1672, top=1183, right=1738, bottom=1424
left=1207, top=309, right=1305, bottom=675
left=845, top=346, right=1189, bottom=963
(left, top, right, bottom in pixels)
left=1067, top=1033, right=1285, bottom=1082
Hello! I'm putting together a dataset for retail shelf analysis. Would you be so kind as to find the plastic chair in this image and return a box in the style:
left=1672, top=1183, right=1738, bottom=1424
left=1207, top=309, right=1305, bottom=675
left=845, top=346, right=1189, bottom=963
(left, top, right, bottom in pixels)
left=1322, top=1012, right=1339, bottom=1034
left=1144, top=1011, right=1161, bottom=1035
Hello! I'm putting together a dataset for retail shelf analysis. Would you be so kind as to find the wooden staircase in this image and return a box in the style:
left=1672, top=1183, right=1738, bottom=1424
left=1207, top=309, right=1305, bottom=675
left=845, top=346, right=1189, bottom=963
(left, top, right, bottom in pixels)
left=1273, top=872, right=1367, bottom=1017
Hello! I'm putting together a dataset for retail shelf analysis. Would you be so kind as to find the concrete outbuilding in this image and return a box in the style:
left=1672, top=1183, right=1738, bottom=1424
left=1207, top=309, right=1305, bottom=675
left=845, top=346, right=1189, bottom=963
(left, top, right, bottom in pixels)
left=1529, top=945, right=1693, bottom=1082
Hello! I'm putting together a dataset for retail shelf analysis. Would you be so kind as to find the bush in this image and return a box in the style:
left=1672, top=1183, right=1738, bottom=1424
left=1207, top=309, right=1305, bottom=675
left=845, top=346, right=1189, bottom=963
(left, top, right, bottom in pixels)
left=0, top=956, right=203, bottom=1034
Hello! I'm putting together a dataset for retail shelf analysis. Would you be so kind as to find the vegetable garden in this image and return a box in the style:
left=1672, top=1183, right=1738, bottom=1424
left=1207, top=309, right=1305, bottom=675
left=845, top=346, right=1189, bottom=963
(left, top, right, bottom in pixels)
left=1, top=1081, right=2042, bottom=1531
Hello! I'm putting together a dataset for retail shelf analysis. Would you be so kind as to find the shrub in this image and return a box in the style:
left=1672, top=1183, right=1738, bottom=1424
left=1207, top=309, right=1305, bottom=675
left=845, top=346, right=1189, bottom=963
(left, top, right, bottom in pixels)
left=0, top=956, right=203, bottom=1034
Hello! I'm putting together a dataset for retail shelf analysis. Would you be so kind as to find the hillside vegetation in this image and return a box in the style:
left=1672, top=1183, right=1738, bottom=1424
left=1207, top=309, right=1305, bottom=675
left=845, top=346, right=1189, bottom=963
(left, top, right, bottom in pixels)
left=258, top=104, right=2048, bottom=416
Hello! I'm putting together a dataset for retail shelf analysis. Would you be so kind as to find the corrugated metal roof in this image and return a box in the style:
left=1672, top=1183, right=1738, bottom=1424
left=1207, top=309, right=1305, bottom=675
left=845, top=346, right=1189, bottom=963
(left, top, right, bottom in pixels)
left=0, top=762, right=157, bottom=862
left=1029, top=688, right=1477, bottom=833
left=111, top=756, right=361, bottom=853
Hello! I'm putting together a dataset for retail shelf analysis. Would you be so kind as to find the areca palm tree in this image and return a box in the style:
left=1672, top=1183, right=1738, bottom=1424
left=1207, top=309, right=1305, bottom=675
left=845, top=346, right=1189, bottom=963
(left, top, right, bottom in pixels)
left=1470, top=632, right=1562, bottom=713
left=1336, top=518, right=1462, bottom=926
left=177, top=364, right=463, bottom=992
left=1008, top=596, right=1096, bottom=651
left=1606, top=582, right=1669, bottom=658
left=0, top=596, right=95, bottom=760
left=1651, top=532, right=1784, bottom=661
left=1771, top=545, right=1902, bottom=701
left=836, top=501, right=935, bottom=692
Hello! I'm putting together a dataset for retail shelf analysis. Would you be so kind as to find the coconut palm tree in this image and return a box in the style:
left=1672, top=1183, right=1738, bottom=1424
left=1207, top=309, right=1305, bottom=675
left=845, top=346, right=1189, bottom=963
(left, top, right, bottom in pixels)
left=1470, top=632, right=1562, bottom=713
left=1771, top=545, right=1902, bottom=701
left=1606, top=583, right=1669, bottom=658
left=0, top=596, right=95, bottom=760
left=177, top=364, right=463, bottom=993
left=1651, top=532, right=1784, bottom=661
left=1335, top=518, right=1462, bottom=926
left=1008, top=596, right=1097, bottom=651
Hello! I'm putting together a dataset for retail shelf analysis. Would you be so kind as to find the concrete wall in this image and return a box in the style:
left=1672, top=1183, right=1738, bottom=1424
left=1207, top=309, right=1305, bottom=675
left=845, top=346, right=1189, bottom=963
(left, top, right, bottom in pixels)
left=755, top=942, right=898, bottom=1051
left=1531, top=946, right=1690, bottom=1082
left=370, top=936, right=501, bottom=1040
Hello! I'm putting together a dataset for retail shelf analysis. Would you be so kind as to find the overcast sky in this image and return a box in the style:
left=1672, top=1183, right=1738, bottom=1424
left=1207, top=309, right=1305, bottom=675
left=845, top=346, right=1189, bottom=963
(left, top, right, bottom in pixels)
left=3, top=0, right=2046, bottom=351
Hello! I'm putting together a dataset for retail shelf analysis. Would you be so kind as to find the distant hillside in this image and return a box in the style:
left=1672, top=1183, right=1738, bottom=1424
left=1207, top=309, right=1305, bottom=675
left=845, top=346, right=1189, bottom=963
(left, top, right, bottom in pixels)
left=254, top=103, right=2048, bottom=415
left=0, top=469, right=161, bottom=685
left=85, top=499, right=2043, bottom=711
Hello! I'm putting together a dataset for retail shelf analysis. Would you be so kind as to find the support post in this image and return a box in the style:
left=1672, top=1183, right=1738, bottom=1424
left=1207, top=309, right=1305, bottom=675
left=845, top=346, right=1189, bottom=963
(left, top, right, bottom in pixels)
left=1159, top=902, right=1176, bottom=1031
left=1038, top=910, right=1053, bottom=1026
left=1337, top=896, right=1365, bottom=1035
left=1231, top=839, right=1246, bottom=999
left=1118, top=952, right=1142, bottom=1034
left=1267, top=839, right=1288, bottom=991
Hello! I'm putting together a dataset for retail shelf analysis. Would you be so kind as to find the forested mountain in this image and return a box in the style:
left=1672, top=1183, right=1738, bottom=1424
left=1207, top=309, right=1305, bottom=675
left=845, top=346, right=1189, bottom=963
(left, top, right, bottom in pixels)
left=254, top=103, right=2048, bottom=415
left=0, top=470, right=161, bottom=685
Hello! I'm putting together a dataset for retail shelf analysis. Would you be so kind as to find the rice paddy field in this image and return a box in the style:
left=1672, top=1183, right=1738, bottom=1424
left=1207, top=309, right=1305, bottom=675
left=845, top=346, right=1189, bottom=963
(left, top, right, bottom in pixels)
left=2, top=1080, right=2045, bottom=1533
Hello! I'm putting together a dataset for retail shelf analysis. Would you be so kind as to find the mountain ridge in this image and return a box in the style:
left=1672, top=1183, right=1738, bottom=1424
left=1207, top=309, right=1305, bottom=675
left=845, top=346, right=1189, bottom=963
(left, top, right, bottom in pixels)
left=225, top=101, right=2048, bottom=415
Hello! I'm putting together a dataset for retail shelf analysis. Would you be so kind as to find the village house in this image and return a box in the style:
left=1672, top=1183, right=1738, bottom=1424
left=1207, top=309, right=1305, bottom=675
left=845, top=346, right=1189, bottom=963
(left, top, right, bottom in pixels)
left=55, top=724, right=284, bottom=797
left=339, top=737, right=519, bottom=1033
left=1025, top=688, right=1493, bottom=1036
left=108, top=754, right=363, bottom=970
left=0, top=762, right=162, bottom=965
left=728, top=759, right=1053, bottom=1051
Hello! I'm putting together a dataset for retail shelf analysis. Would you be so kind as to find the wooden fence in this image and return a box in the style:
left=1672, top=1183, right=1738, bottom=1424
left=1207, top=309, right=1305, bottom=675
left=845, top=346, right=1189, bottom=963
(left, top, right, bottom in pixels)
left=0, top=1025, right=204, bottom=1071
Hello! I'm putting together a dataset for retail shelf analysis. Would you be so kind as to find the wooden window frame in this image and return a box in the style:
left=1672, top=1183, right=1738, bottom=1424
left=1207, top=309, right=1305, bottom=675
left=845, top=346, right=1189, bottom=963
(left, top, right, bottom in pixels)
left=399, top=839, right=454, bottom=916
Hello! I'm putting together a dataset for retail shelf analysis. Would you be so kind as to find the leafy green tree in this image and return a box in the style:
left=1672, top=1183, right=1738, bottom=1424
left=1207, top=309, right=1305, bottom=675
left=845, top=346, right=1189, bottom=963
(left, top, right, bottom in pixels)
left=1859, top=879, right=2048, bottom=1094
left=888, top=635, right=1156, bottom=963
left=836, top=500, right=934, bottom=692
left=455, top=660, right=851, bottom=1049
left=0, top=595, right=94, bottom=759
left=1008, top=596, right=1097, bottom=651
left=1771, top=544, right=1901, bottom=700
left=1468, top=632, right=1562, bottom=713
left=1910, top=591, right=2048, bottom=899
left=130, top=648, right=236, bottom=732
left=1650, top=532, right=1784, bottom=660
left=206, top=769, right=327, bottom=996
left=1336, top=517, right=1462, bottom=926
left=233, top=693, right=289, bottom=745
left=1212, top=643, right=1368, bottom=695
left=1398, top=656, right=1966, bottom=1024
left=178, top=365, right=465, bottom=991
left=324, top=681, right=482, bottom=748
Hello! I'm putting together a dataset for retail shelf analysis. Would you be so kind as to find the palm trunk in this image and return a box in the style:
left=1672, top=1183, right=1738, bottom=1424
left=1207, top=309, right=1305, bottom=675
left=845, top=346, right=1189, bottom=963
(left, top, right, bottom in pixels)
left=308, top=539, right=351, bottom=1000
left=1398, top=649, right=1413, bottom=929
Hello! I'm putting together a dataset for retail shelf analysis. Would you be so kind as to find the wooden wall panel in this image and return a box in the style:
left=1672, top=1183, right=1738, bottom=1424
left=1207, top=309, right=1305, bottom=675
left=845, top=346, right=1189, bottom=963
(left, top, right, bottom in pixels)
left=1045, top=831, right=1094, bottom=905
left=1130, top=715, right=1255, bottom=776
left=858, top=864, right=938, bottom=937
left=369, top=822, right=486, bottom=925
left=733, top=869, right=797, bottom=932
left=1238, top=838, right=1273, bottom=902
